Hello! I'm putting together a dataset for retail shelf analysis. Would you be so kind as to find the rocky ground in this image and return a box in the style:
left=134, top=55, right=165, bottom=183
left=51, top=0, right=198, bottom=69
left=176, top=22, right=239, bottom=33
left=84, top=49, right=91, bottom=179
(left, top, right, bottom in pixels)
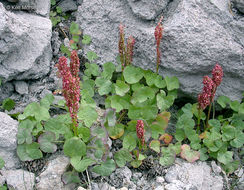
left=0, top=0, right=244, bottom=190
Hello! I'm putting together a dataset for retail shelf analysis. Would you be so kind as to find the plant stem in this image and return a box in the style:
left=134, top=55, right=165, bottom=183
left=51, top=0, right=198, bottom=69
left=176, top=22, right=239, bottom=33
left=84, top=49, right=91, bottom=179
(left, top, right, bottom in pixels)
left=117, top=110, right=126, bottom=123
left=206, top=102, right=212, bottom=129
left=197, top=107, right=201, bottom=134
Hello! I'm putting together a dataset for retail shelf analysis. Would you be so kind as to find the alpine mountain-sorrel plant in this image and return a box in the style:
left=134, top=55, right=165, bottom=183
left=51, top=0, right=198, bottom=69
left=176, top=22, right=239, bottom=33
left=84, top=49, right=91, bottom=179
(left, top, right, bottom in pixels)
left=56, top=50, right=80, bottom=136
left=175, top=64, right=244, bottom=174
left=155, top=16, right=163, bottom=73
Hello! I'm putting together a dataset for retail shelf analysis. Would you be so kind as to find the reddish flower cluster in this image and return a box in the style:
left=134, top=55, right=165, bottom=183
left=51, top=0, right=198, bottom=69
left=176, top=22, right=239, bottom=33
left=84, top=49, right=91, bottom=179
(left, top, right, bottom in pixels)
left=212, top=64, right=223, bottom=87
left=126, top=35, right=135, bottom=65
left=56, top=50, right=80, bottom=127
left=136, top=120, right=145, bottom=145
left=198, top=64, right=223, bottom=110
left=118, top=24, right=135, bottom=70
left=154, top=16, right=163, bottom=73
left=119, top=24, right=126, bottom=69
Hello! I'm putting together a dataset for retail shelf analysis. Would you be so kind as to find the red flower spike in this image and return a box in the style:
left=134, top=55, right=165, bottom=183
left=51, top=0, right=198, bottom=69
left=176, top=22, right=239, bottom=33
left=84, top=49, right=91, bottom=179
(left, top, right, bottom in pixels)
left=136, top=120, right=145, bottom=145
left=56, top=54, right=81, bottom=128
left=126, top=35, right=135, bottom=65
left=154, top=16, right=164, bottom=73
left=119, top=24, right=126, bottom=70
left=212, top=64, right=223, bottom=87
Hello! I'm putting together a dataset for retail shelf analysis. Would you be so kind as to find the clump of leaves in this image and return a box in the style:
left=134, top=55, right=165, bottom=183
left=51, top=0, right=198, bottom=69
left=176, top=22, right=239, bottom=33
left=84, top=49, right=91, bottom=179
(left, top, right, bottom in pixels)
left=175, top=94, right=244, bottom=173
left=0, top=98, right=15, bottom=111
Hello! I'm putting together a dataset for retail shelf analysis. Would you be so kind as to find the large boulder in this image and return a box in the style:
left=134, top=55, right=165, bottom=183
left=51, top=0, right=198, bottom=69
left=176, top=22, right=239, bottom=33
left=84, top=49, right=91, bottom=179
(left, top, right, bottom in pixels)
left=76, top=0, right=244, bottom=101
left=0, top=2, right=52, bottom=82
left=0, top=112, right=20, bottom=169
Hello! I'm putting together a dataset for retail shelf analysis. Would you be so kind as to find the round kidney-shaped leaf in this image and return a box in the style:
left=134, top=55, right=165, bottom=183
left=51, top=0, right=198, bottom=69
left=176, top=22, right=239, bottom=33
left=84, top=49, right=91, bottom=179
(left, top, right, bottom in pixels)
left=63, top=137, right=86, bottom=158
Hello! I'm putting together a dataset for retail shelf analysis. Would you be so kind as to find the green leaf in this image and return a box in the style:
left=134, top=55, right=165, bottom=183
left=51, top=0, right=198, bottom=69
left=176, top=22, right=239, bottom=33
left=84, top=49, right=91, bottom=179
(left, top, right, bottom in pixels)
left=107, top=123, right=124, bottom=140
left=176, top=114, right=195, bottom=129
left=51, top=0, right=56, bottom=6
left=123, top=134, right=136, bottom=151
left=130, top=159, right=142, bottom=168
left=123, top=66, right=143, bottom=84
left=81, top=79, right=95, bottom=97
left=230, top=131, right=244, bottom=148
left=165, top=76, right=179, bottom=91
left=78, top=126, right=90, bottom=143
left=157, top=91, right=173, bottom=111
left=154, top=75, right=166, bottom=88
left=87, top=51, right=98, bottom=62
left=239, top=103, right=244, bottom=114
left=56, top=6, right=62, bottom=14
left=84, top=63, right=100, bottom=77
left=38, top=131, right=57, bottom=153
left=78, top=105, right=97, bottom=128
left=114, top=80, right=130, bottom=96
left=208, top=119, right=221, bottom=132
left=0, top=185, right=7, bottom=190
left=143, top=70, right=157, bottom=86
left=217, top=151, right=233, bottom=165
left=149, top=140, right=160, bottom=153
left=82, top=34, right=92, bottom=45
left=62, top=171, right=80, bottom=185
left=102, top=62, right=115, bottom=80
left=128, top=105, right=158, bottom=120
left=180, top=144, right=200, bottom=162
left=60, top=44, right=71, bottom=57
left=95, top=77, right=112, bottom=95
left=107, top=95, right=130, bottom=112
left=17, top=128, right=32, bottom=144
left=19, top=102, right=50, bottom=122
left=40, top=94, right=54, bottom=109
left=2, top=98, right=15, bottom=111
left=221, top=160, right=240, bottom=174
left=168, top=142, right=181, bottom=155
left=0, top=78, right=2, bottom=86
left=230, top=100, right=240, bottom=112
left=71, top=156, right=95, bottom=172
left=221, top=125, right=235, bottom=141
left=159, top=147, right=175, bottom=166
left=175, top=128, right=185, bottom=142
left=17, top=143, right=43, bottom=161
left=217, top=96, right=230, bottom=108
left=63, top=137, right=86, bottom=158
left=199, top=148, right=209, bottom=161
left=70, top=22, right=81, bottom=35
left=150, top=123, right=164, bottom=139
left=92, top=159, right=116, bottom=176
left=44, top=118, right=68, bottom=137
left=114, top=149, right=133, bottom=167
left=0, top=157, right=5, bottom=169
left=131, top=87, right=155, bottom=104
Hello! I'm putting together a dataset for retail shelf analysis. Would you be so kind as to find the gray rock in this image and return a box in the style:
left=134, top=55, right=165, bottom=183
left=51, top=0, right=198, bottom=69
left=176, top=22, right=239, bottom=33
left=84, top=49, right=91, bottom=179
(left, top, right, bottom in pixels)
left=35, top=154, right=71, bottom=190
left=1, top=169, right=35, bottom=190
left=211, top=161, right=222, bottom=174
left=0, top=174, right=6, bottom=186
left=233, top=0, right=244, bottom=13
left=52, top=31, right=62, bottom=56
left=0, top=82, right=14, bottom=102
left=156, top=176, right=165, bottom=184
left=127, top=0, right=170, bottom=20
left=0, top=3, right=52, bottom=82
left=0, top=112, right=20, bottom=169
left=77, top=0, right=83, bottom=5
left=155, top=186, right=165, bottom=190
left=164, top=159, right=223, bottom=190
left=109, top=167, right=132, bottom=188
left=59, top=0, right=77, bottom=13
left=76, top=0, right=244, bottom=101
left=14, top=81, right=28, bottom=95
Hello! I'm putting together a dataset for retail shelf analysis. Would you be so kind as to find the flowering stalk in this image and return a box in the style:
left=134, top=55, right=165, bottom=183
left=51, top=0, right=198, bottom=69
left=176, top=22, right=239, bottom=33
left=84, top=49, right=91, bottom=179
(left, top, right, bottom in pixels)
left=119, top=24, right=126, bottom=71
left=56, top=50, right=80, bottom=136
left=136, top=120, right=145, bottom=147
left=197, top=64, right=223, bottom=131
left=126, top=35, right=135, bottom=66
left=154, top=16, right=163, bottom=74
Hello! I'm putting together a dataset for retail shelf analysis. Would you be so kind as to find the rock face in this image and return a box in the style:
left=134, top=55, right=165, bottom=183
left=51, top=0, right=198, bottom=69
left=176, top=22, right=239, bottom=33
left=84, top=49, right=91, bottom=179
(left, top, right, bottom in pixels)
left=35, top=154, right=74, bottom=190
left=233, top=0, right=244, bottom=13
left=76, top=0, right=244, bottom=101
left=0, top=3, right=52, bottom=82
left=1, top=169, right=35, bottom=190
left=164, top=159, right=223, bottom=190
left=0, top=112, right=20, bottom=169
